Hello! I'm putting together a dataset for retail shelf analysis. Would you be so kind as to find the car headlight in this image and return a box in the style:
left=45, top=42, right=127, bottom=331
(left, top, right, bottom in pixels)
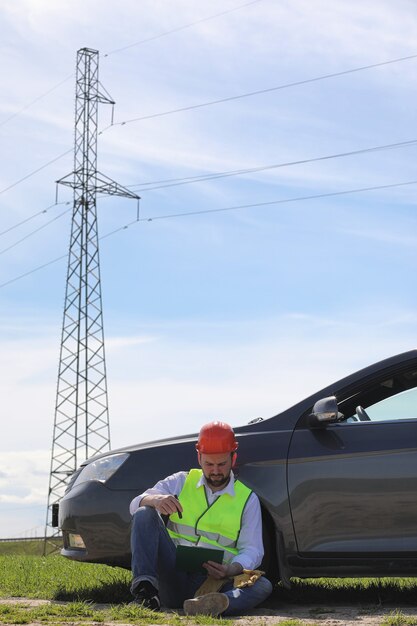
left=72, top=452, right=129, bottom=488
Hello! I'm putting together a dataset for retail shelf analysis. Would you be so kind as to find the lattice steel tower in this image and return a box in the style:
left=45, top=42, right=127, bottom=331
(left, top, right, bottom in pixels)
left=44, top=48, right=139, bottom=551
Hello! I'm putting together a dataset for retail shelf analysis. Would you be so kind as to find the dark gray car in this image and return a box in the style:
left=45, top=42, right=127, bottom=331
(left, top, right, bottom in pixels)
left=59, top=349, right=417, bottom=586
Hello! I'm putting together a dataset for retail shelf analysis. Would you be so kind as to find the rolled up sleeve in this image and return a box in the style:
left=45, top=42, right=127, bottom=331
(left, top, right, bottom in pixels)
left=129, top=471, right=186, bottom=515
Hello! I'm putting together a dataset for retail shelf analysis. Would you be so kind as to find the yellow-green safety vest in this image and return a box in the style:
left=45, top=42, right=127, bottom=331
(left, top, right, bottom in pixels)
left=167, top=468, right=252, bottom=563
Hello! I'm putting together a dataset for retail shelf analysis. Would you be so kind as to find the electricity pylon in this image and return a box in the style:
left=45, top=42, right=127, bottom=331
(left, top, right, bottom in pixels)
left=44, top=47, right=139, bottom=554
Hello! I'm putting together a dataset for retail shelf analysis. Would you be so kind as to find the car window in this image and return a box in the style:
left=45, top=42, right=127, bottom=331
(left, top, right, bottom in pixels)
left=350, top=386, right=417, bottom=422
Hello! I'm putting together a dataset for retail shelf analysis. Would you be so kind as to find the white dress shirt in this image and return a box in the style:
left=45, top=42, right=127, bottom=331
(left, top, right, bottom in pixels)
left=130, top=470, right=264, bottom=570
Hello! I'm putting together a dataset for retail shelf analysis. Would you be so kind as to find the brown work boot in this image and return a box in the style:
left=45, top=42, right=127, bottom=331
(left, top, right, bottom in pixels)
left=183, top=592, right=229, bottom=616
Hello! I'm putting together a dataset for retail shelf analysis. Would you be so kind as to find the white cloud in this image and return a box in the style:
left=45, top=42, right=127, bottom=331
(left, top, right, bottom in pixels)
left=103, top=310, right=417, bottom=446
left=106, top=334, right=156, bottom=349
left=0, top=304, right=415, bottom=537
left=0, top=450, right=50, bottom=536
left=342, top=227, right=417, bottom=247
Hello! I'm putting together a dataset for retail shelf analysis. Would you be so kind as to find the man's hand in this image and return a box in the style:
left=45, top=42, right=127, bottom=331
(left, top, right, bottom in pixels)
left=203, top=560, right=243, bottom=579
left=141, top=494, right=183, bottom=516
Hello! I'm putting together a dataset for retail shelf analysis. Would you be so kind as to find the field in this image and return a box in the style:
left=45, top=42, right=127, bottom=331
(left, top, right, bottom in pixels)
left=0, top=540, right=62, bottom=557
left=1, top=543, right=417, bottom=625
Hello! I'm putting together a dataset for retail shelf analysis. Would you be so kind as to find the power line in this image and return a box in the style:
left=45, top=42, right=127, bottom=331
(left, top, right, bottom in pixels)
left=125, top=138, right=417, bottom=193
left=0, top=149, right=72, bottom=197
left=1, top=178, right=416, bottom=290
left=1, top=8, right=416, bottom=156
left=104, top=53, right=417, bottom=129
left=0, top=202, right=70, bottom=238
left=3, top=136, right=412, bottom=256
left=1, top=2, right=261, bottom=130
left=0, top=252, right=67, bottom=289
left=3, top=132, right=416, bottom=204
left=4, top=53, right=417, bottom=199
left=104, top=0, right=263, bottom=57
left=0, top=74, right=73, bottom=130
left=2, top=133, right=416, bottom=215
left=3, top=131, right=415, bottom=210
left=0, top=207, right=71, bottom=257
left=134, top=179, right=417, bottom=221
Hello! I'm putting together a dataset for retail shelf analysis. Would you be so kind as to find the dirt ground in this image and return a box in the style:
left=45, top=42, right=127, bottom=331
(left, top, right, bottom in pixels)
left=2, top=598, right=417, bottom=625
left=237, top=604, right=417, bottom=625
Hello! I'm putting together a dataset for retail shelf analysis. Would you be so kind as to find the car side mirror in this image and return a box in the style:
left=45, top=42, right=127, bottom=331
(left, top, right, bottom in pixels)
left=308, top=396, right=344, bottom=427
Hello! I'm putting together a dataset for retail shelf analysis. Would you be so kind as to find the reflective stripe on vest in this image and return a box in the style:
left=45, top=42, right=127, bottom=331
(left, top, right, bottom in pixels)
left=167, top=469, right=252, bottom=563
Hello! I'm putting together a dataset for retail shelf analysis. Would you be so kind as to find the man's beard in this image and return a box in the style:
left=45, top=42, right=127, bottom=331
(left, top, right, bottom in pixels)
left=205, top=473, right=230, bottom=488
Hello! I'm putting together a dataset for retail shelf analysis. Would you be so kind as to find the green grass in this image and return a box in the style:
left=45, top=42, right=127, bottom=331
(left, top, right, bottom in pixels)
left=1, top=555, right=417, bottom=624
left=3, top=555, right=417, bottom=605
left=274, top=576, right=417, bottom=606
left=0, top=602, right=225, bottom=625
left=0, top=556, right=227, bottom=623
left=381, top=610, right=417, bottom=626
left=0, top=540, right=61, bottom=557
left=0, top=555, right=132, bottom=602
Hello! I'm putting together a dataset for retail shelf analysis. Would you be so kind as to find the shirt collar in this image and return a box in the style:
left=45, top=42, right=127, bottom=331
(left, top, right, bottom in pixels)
left=197, top=469, right=236, bottom=497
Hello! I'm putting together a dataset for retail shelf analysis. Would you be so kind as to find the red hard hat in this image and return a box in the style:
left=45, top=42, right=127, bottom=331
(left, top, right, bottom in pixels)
left=196, top=421, right=238, bottom=454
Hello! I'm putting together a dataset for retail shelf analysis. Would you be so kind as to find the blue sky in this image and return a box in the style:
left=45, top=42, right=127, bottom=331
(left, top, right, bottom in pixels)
left=1, top=0, right=417, bottom=537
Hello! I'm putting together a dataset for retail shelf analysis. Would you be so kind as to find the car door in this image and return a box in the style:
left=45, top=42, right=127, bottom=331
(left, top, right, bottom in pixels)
left=287, top=384, right=417, bottom=555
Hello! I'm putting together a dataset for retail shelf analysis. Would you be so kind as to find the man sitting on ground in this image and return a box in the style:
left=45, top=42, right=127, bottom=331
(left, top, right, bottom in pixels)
left=129, top=420, right=273, bottom=616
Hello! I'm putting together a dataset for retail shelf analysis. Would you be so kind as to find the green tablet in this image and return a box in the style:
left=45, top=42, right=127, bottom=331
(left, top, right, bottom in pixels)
left=175, top=545, right=224, bottom=573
